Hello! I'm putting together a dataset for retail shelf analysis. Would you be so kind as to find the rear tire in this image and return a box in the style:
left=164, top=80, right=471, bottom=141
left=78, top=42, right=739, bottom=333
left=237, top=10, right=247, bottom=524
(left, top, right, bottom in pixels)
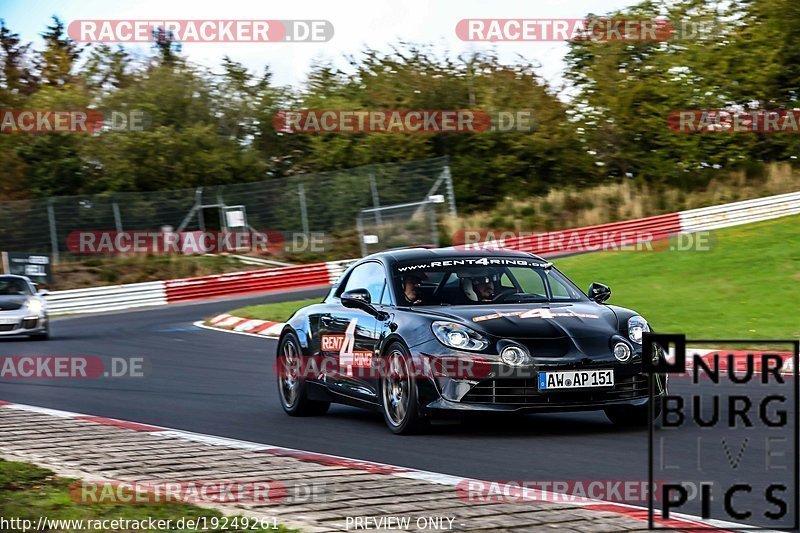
left=605, top=401, right=661, bottom=427
left=380, top=343, right=426, bottom=435
left=276, top=332, right=330, bottom=416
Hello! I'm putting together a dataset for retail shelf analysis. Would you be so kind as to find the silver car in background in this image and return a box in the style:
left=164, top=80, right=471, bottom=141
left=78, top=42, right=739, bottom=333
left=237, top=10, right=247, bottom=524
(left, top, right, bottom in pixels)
left=0, top=275, right=49, bottom=340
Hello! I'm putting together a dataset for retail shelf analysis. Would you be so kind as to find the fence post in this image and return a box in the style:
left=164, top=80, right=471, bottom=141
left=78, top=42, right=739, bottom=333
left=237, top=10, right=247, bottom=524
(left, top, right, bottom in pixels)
left=298, top=183, right=309, bottom=236
left=429, top=201, right=439, bottom=247
left=47, top=199, right=59, bottom=264
left=356, top=213, right=367, bottom=257
left=369, top=166, right=382, bottom=225
left=196, top=187, right=206, bottom=232
left=443, top=164, right=457, bottom=219
left=217, top=190, right=227, bottom=231
left=112, top=201, right=123, bottom=232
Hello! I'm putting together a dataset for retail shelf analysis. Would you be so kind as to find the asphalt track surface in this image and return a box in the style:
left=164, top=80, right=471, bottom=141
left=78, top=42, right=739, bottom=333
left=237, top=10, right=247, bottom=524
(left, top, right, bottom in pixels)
left=0, top=290, right=796, bottom=529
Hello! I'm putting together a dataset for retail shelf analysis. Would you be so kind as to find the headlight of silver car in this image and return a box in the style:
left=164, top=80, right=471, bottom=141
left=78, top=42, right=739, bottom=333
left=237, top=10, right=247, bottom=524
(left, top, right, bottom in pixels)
left=628, top=315, right=649, bottom=344
left=27, top=299, right=43, bottom=314
left=431, top=321, right=489, bottom=351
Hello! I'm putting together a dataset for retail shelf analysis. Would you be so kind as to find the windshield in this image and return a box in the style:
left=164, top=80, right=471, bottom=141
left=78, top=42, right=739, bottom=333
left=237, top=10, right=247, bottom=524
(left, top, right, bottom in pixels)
left=0, top=277, right=32, bottom=296
left=393, top=258, right=587, bottom=306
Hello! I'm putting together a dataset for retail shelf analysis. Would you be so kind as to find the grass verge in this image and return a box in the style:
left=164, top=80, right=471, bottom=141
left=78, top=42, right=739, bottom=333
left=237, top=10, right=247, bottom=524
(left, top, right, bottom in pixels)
left=0, top=458, right=293, bottom=533
left=553, top=214, right=800, bottom=339
left=225, top=298, right=323, bottom=323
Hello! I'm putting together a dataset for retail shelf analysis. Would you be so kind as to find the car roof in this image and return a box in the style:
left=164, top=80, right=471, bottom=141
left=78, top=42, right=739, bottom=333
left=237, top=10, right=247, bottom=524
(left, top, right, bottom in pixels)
left=0, top=275, right=30, bottom=281
left=365, top=247, right=546, bottom=265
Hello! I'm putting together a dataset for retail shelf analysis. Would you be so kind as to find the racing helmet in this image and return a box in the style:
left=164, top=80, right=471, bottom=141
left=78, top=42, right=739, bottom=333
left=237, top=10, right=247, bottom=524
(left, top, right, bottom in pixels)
left=457, top=268, right=496, bottom=302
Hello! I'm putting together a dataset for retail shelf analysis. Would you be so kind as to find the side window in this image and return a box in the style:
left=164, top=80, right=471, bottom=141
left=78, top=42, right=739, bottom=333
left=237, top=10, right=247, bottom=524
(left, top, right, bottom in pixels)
left=340, top=262, right=386, bottom=303
left=509, top=267, right=546, bottom=296
left=546, top=270, right=581, bottom=300
left=499, top=273, right=515, bottom=289
left=379, top=281, right=391, bottom=305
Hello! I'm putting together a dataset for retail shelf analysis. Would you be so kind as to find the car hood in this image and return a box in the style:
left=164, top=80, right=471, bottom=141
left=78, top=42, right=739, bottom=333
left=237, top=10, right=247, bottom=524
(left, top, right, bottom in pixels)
left=416, top=302, right=619, bottom=339
left=0, top=295, right=28, bottom=311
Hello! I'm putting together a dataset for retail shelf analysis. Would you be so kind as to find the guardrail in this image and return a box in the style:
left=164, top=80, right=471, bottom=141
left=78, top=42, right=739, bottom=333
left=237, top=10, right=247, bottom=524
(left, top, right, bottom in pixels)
left=165, top=260, right=354, bottom=303
left=45, top=281, right=167, bottom=314
left=466, top=190, right=800, bottom=255
left=483, top=213, right=682, bottom=256
left=679, top=190, right=800, bottom=233
left=43, top=191, right=798, bottom=314
left=45, top=260, right=354, bottom=313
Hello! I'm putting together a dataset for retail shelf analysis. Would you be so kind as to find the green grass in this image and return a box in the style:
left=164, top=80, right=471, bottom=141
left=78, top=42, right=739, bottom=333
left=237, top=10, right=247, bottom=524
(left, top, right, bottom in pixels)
left=228, top=298, right=323, bottom=322
left=553, top=214, right=800, bottom=340
left=0, top=458, right=294, bottom=533
left=224, top=215, right=800, bottom=340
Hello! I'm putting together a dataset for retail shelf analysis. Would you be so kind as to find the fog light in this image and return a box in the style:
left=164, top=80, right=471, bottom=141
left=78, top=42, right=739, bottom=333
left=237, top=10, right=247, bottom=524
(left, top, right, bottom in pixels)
left=500, top=345, right=529, bottom=366
left=613, top=342, right=631, bottom=362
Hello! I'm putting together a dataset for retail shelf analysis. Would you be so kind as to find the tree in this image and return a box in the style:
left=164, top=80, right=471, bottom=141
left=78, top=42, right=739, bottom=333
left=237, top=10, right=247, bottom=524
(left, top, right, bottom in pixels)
left=39, top=16, right=80, bottom=87
left=0, top=19, right=37, bottom=102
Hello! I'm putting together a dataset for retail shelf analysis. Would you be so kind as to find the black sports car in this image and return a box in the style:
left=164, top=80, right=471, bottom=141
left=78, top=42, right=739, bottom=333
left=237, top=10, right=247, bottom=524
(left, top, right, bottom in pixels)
left=275, top=248, right=667, bottom=434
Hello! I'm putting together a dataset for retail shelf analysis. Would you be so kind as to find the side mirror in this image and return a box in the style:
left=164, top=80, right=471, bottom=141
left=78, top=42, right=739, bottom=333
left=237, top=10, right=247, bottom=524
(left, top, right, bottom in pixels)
left=38, top=289, right=49, bottom=297
left=588, top=282, right=611, bottom=304
left=341, top=289, right=388, bottom=320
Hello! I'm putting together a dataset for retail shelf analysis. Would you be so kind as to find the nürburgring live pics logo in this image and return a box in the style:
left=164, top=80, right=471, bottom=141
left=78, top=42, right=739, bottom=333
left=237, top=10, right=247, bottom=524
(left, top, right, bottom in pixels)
left=645, top=333, right=798, bottom=530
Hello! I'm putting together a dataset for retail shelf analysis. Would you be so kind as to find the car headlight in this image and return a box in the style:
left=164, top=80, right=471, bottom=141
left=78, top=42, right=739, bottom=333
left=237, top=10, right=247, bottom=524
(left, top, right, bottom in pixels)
left=628, top=315, right=649, bottom=344
left=432, top=321, right=489, bottom=351
left=27, top=299, right=43, bottom=314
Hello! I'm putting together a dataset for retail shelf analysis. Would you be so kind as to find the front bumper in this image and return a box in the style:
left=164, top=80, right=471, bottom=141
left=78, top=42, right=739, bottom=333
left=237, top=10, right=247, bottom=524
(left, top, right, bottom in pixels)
left=424, top=374, right=665, bottom=414
left=0, top=312, right=48, bottom=336
left=411, top=339, right=668, bottom=415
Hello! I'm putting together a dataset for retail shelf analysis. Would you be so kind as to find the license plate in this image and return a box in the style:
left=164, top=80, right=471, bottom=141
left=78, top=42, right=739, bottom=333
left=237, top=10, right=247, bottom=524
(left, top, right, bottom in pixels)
left=0, top=318, right=19, bottom=325
left=538, top=369, right=614, bottom=390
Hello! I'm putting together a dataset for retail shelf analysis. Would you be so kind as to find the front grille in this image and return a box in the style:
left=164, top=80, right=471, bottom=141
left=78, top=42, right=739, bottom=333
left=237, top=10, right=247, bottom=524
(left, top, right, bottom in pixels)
left=0, top=302, right=23, bottom=311
left=461, top=374, right=649, bottom=405
left=0, top=322, right=19, bottom=332
left=22, top=318, right=38, bottom=329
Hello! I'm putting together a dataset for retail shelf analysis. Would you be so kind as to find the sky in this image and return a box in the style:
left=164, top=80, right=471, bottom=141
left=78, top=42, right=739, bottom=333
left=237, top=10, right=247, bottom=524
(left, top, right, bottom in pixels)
left=1, top=0, right=640, bottom=90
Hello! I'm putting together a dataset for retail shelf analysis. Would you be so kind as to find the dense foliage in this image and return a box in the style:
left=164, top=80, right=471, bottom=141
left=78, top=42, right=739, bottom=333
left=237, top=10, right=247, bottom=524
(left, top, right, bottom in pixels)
left=1, top=0, right=798, bottom=211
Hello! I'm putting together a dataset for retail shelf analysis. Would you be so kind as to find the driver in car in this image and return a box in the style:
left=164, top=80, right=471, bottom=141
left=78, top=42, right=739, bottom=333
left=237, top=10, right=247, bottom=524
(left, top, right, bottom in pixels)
left=401, top=273, right=426, bottom=305
left=459, top=269, right=516, bottom=303
left=473, top=276, right=496, bottom=302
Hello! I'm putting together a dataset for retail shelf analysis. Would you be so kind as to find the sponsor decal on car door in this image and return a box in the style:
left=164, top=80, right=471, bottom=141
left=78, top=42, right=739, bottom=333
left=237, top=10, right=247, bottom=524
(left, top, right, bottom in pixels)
left=320, top=316, right=377, bottom=398
left=336, top=318, right=373, bottom=377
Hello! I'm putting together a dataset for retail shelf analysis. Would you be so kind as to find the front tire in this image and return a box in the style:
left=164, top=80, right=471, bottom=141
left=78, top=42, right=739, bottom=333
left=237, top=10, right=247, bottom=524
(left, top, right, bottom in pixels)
left=30, top=322, right=49, bottom=341
left=276, top=332, right=329, bottom=416
left=380, top=343, right=426, bottom=435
